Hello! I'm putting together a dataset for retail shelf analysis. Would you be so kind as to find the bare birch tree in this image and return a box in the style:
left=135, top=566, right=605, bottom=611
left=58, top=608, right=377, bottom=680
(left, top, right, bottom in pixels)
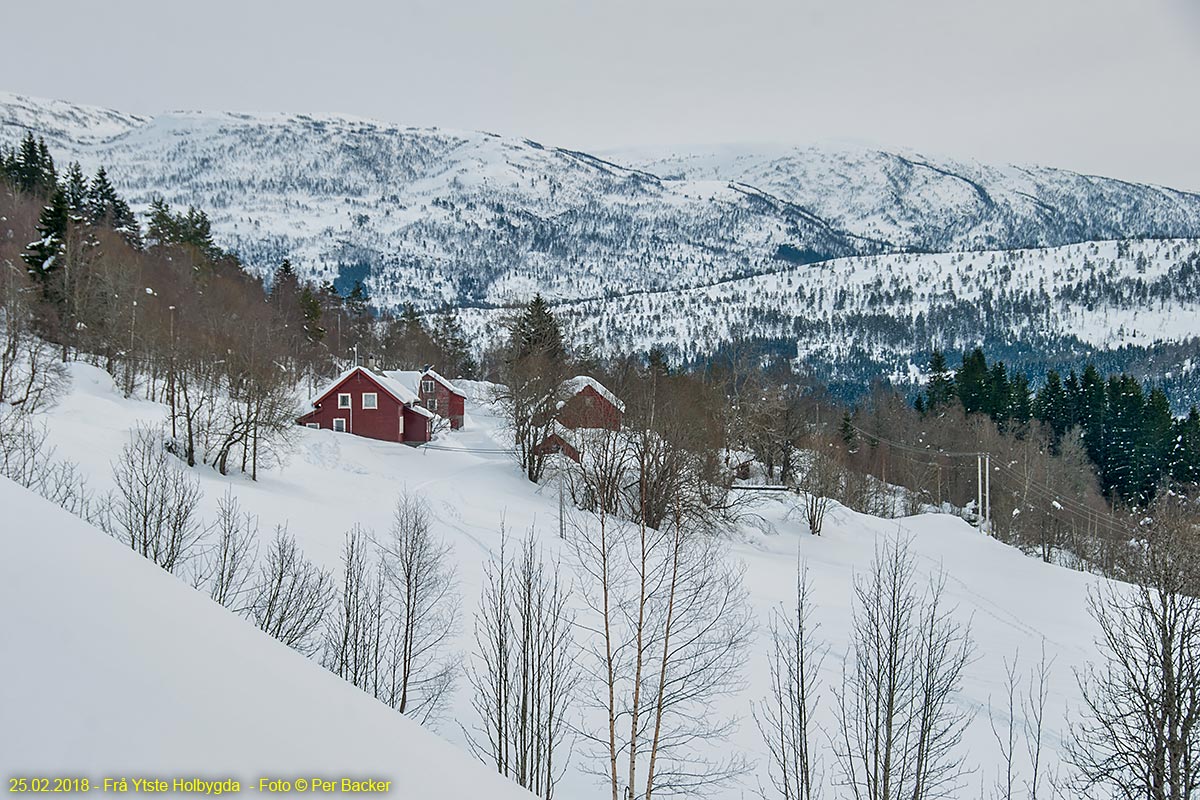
left=833, top=536, right=975, bottom=800
left=466, top=527, right=580, bottom=798
left=376, top=490, right=458, bottom=724
left=1068, top=494, right=1200, bottom=800
left=796, top=436, right=841, bottom=536
left=324, top=525, right=392, bottom=700
left=572, top=507, right=754, bottom=800
left=754, top=560, right=827, bottom=800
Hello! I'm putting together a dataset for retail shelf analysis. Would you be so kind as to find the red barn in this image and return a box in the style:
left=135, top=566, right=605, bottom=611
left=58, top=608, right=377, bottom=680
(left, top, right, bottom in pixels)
left=557, top=376, right=624, bottom=431
left=297, top=367, right=435, bottom=445
left=536, top=377, right=625, bottom=464
left=386, top=367, right=466, bottom=430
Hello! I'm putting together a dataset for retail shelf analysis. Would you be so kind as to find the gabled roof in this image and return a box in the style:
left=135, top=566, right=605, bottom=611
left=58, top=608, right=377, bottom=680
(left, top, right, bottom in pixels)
left=563, top=376, right=626, bottom=413
left=423, top=368, right=462, bottom=396
left=384, top=368, right=463, bottom=397
left=310, top=366, right=421, bottom=409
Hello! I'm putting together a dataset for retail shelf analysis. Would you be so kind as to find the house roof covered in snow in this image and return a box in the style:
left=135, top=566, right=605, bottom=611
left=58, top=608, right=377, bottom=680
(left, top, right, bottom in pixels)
left=562, top=376, right=626, bottom=413
left=384, top=368, right=462, bottom=397
left=309, top=367, right=435, bottom=418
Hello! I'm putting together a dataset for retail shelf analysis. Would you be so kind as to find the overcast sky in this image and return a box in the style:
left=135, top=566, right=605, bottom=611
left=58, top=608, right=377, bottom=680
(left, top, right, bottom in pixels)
left=4, top=0, right=1199, bottom=189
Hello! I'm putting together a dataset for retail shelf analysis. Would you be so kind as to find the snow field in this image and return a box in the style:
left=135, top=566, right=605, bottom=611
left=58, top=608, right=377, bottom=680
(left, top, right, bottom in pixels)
left=5, top=363, right=1114, bottom=798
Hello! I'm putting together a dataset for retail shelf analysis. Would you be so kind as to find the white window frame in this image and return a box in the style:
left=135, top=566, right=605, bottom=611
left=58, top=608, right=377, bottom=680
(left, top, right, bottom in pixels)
left=306, top=422, right=320, bottom=429
left=422, top=380, right=436, bottom=394
left=337, top=393, right=352, bottom=409
left=426, top=398, right=437, bottom=411
left=362, top=392, right=378, bottom=409
left=333, top=418, right=347, bottom=432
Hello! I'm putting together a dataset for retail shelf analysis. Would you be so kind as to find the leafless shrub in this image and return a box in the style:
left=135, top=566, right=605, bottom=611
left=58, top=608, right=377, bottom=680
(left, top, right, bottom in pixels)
left=0, top=258, right=65, bottom=411
left=249, top=525, right=333, bottom=656
left=199, top=488, right=260, bottom=609
left=796, top=438, right=841, bottom=536
left=103, top=424, right=206, bottom=574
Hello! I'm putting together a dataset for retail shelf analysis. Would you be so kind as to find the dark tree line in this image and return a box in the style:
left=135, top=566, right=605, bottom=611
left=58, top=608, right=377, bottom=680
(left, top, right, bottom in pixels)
left=920, top=348, right=1200, bottom=505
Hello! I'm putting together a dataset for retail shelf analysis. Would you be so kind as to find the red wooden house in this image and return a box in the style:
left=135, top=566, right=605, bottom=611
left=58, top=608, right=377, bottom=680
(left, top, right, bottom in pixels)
left=385, top=367, right=466, bottom=429
left=535, top=376, right=625, bottom=463
left=557, top=376, right=624, bottom=431
left=297, top=367, right=436, bottom=445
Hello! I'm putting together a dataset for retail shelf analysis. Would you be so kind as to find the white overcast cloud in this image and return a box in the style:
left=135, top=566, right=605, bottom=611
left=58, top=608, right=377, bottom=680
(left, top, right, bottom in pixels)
left=4, top=0, right=1199, bottom=189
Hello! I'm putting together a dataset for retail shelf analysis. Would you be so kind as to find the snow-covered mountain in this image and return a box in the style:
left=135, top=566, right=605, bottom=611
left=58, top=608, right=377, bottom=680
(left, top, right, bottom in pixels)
left=5, top=91, right=1199, bottom=403
left=616, top=142, right=1200, bottom=253
left=5, top=91, right=1200, bottom=313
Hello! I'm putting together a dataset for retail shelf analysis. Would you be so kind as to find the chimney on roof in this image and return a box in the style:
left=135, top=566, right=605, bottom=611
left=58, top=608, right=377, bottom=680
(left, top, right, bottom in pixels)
left=422, top=364, right=432, bottom=373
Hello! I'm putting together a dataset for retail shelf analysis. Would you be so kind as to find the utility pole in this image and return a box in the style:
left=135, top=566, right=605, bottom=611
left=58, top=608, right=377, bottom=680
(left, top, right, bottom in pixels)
left=977, top=453, right=984, bottom=533
left=984, top=452, right=991, bottom=534
left=556, top=445, right=565, bottom=539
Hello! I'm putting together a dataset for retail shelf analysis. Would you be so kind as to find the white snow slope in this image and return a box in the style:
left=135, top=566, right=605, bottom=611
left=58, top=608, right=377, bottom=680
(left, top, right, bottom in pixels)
left=2, top=364, right=1110, bottom=798
left=0, top=479, right=536, bottom=799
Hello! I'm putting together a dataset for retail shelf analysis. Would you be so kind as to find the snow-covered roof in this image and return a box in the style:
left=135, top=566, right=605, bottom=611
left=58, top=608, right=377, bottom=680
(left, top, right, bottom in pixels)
left=563, top=376, right=626, bottom=413
left=423, top=368, right=462, bottom=396
left=407, top=402, right=436, bottom=420
left=310, top=366, right=421, bottom=409
left=383, top=368, right=462, bottom=397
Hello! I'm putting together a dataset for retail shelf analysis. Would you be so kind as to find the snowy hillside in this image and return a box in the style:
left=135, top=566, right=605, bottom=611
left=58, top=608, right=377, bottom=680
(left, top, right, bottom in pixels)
left=6, top=364, right=1114, bottom=798
left=618, top=142, right=1200, bottom=253
left=463, top=237, right=1200, bottom=406
left=0, top=476, right=536, bottom=799
left=5, top=91, right=1200, bottom=315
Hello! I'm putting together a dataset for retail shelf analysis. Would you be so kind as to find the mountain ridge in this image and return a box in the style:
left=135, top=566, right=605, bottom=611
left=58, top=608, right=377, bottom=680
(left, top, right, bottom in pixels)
left=6, top=91, right=1200, bottom=310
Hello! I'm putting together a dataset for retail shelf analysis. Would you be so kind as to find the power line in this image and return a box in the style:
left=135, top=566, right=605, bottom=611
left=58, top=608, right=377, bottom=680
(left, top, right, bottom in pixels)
left=845, top=419, right=1137, bottom=539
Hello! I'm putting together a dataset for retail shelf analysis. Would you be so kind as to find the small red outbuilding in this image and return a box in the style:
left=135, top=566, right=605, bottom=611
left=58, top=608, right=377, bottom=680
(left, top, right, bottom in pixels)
left=297, top=366, right=436, bottom=445
left=385, top=367, right=466, bottom=430
left=557, top=376, right=625, bottom=431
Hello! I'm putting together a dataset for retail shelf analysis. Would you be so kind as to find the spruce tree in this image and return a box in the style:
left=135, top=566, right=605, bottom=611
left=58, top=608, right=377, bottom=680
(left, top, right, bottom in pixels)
left=84, top=166, right=138, bottom=244
left=22, top=187, right=70, bottom=282
left=923, top=349, right=956, bottom=412
left=1172, top=408, right=1200, bottom=485
left=1034, top=370, right=1071, bottom=446
left=508, top=294, right=565, bottom=364
left=345, top=282, right=370, bottom=317
left=15, top=133, right=54, bottom=194
left=63, top=162, right=88, bottom=216
left=1009, top=373, right=1033, bottom=430
left=1078, top=365, right=1108, bottom=473
left=955, top=348, right=989, bottom=415
left=36, top=137, right=56, bottom=189
left=986, top=361, right=1011, bottom=424
left=1140, top=388, right=1174, bottom=500
left=433, top=305, right=475, bottom=378
left=299, top=285, right=325, bottom=344
left=146, top=196, right=179, bottom=247
left=839, top=411, right=857, bottom=450
left=646, top=347, right=671, bottom=377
